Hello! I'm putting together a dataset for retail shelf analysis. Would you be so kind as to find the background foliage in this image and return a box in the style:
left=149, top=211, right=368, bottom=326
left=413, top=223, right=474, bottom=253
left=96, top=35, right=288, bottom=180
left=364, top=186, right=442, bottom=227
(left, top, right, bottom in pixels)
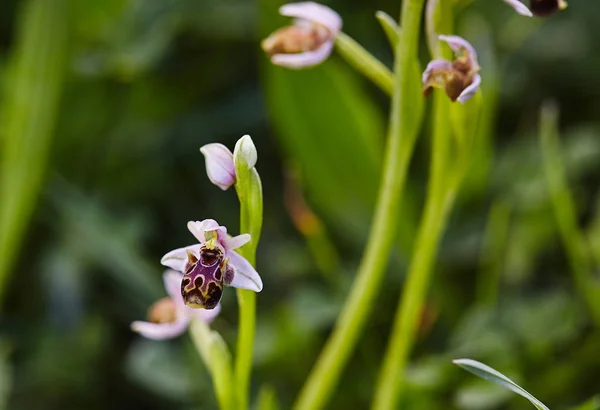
left=1, top=0, right=599, bottom=409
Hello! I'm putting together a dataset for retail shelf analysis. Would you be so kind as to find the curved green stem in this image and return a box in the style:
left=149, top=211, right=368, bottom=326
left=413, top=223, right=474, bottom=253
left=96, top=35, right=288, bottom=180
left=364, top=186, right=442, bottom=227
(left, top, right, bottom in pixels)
left=293, top=1, right=426, bottom=409
left=335, top=32, right=393, bottom=95
left=372, top=84, right=453, bottom=410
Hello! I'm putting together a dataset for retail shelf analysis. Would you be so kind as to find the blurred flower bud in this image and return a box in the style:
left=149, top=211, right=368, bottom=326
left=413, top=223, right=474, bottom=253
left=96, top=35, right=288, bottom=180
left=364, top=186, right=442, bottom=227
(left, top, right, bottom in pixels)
left=233, top=135, right=257, bottom=170
left=200, top=143, right=236, bottom=191
left=503, top=0, right=567, bottom=17
left=422, top=35, right=481, bottom=104
left=262, top=2, right=342, bottom=69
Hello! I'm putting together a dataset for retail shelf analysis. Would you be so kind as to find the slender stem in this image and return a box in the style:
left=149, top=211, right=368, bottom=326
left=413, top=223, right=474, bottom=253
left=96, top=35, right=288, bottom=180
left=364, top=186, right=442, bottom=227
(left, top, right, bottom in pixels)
left=235, top=167, right=263, bottom=410
left=293, top=1, right=426, bottom=409
left=335, top=32, right=393, bottom=96
left=539, top=102, right=600, bottom=326
left=476, top=201, right=511, bottom=306
left=372, top=84, right=452, bottom=410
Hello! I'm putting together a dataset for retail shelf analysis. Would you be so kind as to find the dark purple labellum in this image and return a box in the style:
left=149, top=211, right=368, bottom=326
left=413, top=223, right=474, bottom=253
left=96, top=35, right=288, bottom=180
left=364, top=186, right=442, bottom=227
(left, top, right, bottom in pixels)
left=181, top=246, right=227, bottom=309
left=530, top=0, right=563, bottom=17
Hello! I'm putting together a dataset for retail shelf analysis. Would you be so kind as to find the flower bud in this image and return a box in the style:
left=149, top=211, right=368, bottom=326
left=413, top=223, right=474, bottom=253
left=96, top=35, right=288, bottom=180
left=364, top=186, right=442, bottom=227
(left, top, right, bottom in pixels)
left=200, top=143, right=236, bottom=191
left=233, top=135, right=258, bottom=170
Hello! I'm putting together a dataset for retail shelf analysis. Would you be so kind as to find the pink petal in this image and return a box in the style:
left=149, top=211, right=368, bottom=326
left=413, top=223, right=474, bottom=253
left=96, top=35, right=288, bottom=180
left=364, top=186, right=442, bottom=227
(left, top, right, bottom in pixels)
left=457, top=73, right=481, bottom=104
left=271, top=40, right=334, bottom=69
left=438, top=35, right=479, bottom=68
left=160, top=244, right=199, bottom=272
left=200, top=143, right=236, bottom=191
left=187, top=302, right=221, bottom=324
left=422, top=59, right=453, bottom=84
left=280, top=2, right=342, bottom=34
left=502, top=0, right=533, bottom=16
left=225, top=234, right=251, bottom=252
left=227, top=250, right=263, bottom=292
left=131, top=319, right=189, bottom=340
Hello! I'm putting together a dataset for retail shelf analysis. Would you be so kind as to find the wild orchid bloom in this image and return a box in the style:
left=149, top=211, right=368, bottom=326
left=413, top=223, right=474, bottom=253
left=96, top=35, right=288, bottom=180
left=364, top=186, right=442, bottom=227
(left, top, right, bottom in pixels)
left=503, top=0, right=567, bottom=17
left=422, top=35, right=481, bottom=104
left=131, top=270, right=221, bottom=340
left=262, top=2, right=342, bottom=69
left=161, top=219, right=263, bottom=309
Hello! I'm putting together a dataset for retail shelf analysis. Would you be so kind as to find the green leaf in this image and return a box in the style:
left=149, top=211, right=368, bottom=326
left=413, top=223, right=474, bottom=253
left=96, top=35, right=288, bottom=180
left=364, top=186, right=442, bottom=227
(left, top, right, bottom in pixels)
left=263, top=59, right=385, bottom=238
left=453, top=359, right=550, bottom=410
left=375, top=10, right=400, bottom=48
left=0, top=0, right=69, bottom=302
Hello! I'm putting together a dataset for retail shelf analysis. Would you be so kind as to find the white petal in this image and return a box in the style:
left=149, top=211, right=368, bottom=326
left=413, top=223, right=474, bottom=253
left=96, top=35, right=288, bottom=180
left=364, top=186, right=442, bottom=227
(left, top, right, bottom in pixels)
left=200, top=143, right=236, bottom=191
left=271, top=40, right=334, bottom=69
left=457, top=73, right=481, bottom=104
left=187, top=302, right=221, bottom=323
left=502, top=0, right=533, bottom=16
left=227, top=250, right=263, bottom=292
left=225, top=234, right=251, bottom=251
left=187, top=220, right=227, bottom=244
left=160, top=244, right=199, bottom=272
left=280, top=2, right=342, bottom=34
left=131, top=319, right=189, bottom=340
left=163, top=270, right=184, bottom=305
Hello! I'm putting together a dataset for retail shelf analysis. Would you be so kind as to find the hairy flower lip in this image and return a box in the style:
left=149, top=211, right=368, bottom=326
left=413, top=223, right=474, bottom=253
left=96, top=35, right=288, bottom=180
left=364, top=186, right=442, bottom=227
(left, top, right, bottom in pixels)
left=262, top=2, right=342, bottom=69
left=131, top=270, right=220, bottom=340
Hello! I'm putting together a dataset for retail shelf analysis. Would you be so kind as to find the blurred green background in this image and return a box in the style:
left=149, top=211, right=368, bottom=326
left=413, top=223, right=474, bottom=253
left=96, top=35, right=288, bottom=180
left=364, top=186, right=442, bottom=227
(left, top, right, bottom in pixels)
left=1, top=0, right=599, bottom=409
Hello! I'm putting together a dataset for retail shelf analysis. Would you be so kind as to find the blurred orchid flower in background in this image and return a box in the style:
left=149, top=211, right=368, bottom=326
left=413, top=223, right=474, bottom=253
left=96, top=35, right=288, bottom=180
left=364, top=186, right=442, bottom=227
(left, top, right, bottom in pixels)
left=161, top=219, right=263, bottom=309
left=131, top=270, right=221, bottom=340
left=503, top=0, right=567, bottom=17
left=262, top=1, right=342, bottom=68
left=422, top=35, right=481, bottom=104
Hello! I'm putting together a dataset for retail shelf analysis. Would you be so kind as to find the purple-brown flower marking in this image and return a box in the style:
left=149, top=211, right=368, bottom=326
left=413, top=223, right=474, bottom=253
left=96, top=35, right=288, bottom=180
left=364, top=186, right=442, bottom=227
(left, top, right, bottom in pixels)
left=262, top=2, right=342, bottom=68
left=422, top=35, right=481, bottom=104
left=161, top=219, right=262, bottom=309
left=131, top=270, right=221, bottom=340
left=503, top=0, right=567, bottom=17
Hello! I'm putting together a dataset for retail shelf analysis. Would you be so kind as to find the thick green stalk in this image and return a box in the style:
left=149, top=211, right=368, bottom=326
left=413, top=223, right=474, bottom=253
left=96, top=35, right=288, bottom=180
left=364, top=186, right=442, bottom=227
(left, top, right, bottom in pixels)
left=0, top=0, right=68, bottom=302
left=539, top=102, right=600, bottom=326
left=293, top=1, right=426, bottom=409
left=372, top=84, right=453, bottom=410
left=235, top=165, right=263, bottom=410
left=335, top=32, right=393, bottom=96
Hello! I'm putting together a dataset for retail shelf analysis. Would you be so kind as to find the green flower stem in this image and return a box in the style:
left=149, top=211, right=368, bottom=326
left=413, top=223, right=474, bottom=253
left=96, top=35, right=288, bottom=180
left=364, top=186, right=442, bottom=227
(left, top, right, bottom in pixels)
left=335, top=32, right=393, bottom=96
left=539, top=102, right=600, bottom=326
left=372, top=84, right=453, bottom=410
left=190, top=319, right=235, bottom=410
left=235, top=164, right=263, bottom=410
left=293, top=1, right=426, bottom=409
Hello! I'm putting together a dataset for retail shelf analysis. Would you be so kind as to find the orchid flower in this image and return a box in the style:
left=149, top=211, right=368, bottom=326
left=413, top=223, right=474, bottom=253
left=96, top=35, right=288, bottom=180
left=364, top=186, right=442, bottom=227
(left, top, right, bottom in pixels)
left=161, top=219, right=263, bottom=309
left=131, top=270, right=221, bottom=340
left=262, top=2, right=342, bottom=69
left=503, top=0, right=567, bottom=17
left=422, top=35, right=481, bottom=104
